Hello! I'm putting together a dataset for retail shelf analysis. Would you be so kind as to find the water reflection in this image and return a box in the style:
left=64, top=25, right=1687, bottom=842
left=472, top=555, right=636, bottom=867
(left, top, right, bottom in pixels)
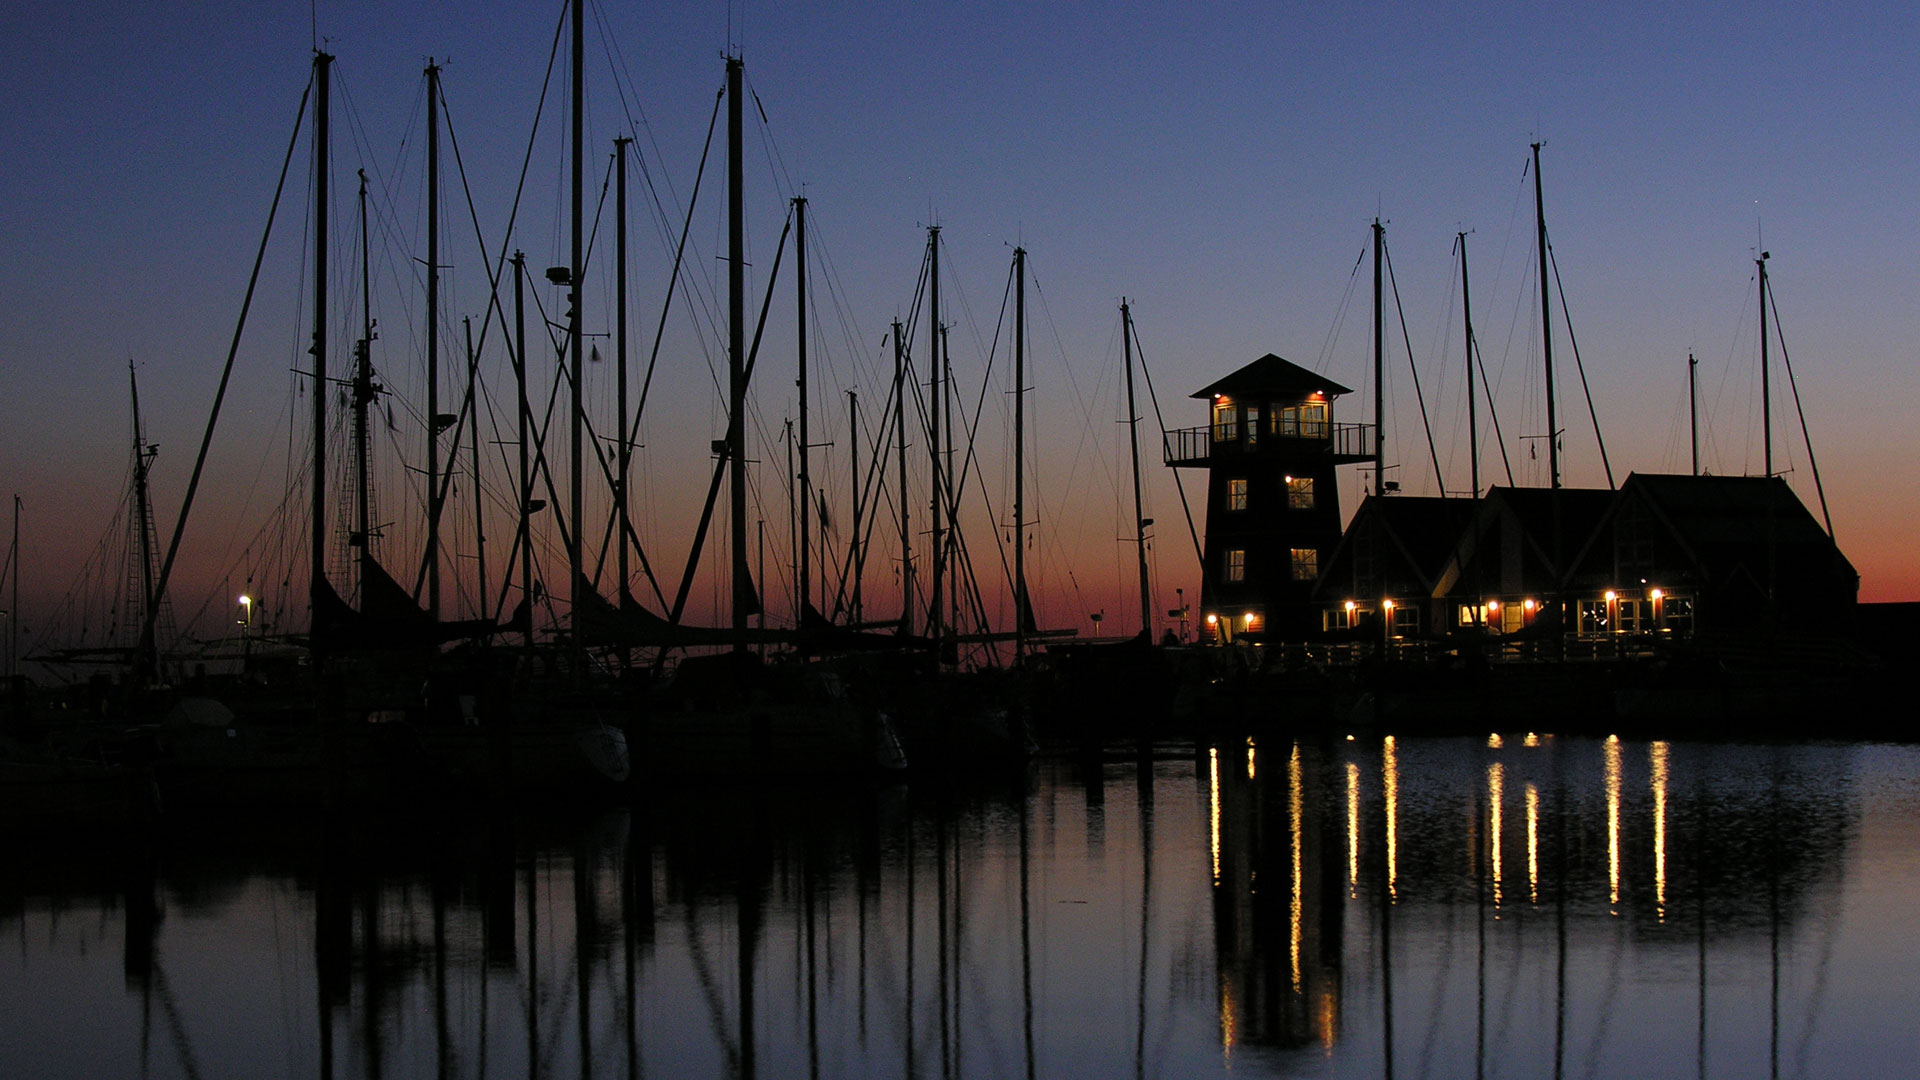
left=0, top=736, right=1907, bottom=1078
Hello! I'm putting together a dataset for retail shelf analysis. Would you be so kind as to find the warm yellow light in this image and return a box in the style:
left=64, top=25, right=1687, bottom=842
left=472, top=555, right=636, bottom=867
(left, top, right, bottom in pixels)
left=1604, top=590, right=1617, bottom=602
left=1243, top=612, right=1256, bottom=626
left=1206, top=613, right=1218, bottom=625
left=1344, top=600, right=1357, bottom=613
left=1650, top=588, right=1663, bottom=600
left=1487, top=600, right=1500, bottom=613
left=1284, top=474, right=1295, bottom=483
left=1383, top=598, right=1396, bottom=611
left=239, top=594, right=252, bottom=606
left=1523, top=598, right=1537, bottom=612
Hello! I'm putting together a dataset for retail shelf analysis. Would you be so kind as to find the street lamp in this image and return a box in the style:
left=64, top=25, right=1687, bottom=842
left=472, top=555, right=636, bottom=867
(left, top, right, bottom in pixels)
left=237, top=594, right=253, bottom=662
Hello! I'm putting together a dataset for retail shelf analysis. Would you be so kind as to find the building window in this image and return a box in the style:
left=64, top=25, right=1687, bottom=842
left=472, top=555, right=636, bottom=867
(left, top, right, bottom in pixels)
left=1274, top=402, right=1329, bottom=439
left=1245, top=406, right=1260, bottom=449
left=1227, top=478, right=1248, bottom=511
left=1662, top=595, right=1695, bottom=636
left=1392, top=604, right=1422, bottom=636
left=1224, top=548, right=1247, bottom=583
left=1213, top=400, right=1237, bottom=442
left=1290, top=547, right=1318, bottom=581
left=1577, top=600, right=1609, bottom=637
left=1287, top=475, right=1315, bottom=510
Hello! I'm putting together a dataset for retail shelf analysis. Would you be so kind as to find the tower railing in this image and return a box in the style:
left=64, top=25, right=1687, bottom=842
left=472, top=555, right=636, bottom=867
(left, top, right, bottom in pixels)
left=1163, top=421, right=1376, bottom=466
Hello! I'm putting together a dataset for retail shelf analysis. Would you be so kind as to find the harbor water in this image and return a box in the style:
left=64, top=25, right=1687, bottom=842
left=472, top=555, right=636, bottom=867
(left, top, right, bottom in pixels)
left=5, top=732, right=1918, bottom=1078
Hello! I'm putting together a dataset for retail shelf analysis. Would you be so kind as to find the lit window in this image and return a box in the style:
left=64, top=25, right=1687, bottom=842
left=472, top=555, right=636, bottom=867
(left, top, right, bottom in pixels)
left=1290, top=547, right=1318, bottom=581
left=1225, top=548, right=1247, bottom=583
left=1227, top=478, right=1248, bottom=511
left=1287, top=475, right=1315, bottom=510
left=1245, top=406, right=1261, bottom=449
left=1213, top=400, right=1237, bottom=442
left=1273, top=402, right=1329, bottom=439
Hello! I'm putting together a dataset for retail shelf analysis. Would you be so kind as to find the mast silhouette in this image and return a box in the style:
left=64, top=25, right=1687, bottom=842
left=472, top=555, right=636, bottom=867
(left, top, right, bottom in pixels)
left=727, top=54, right=749, bottom=649
left=1460, top=232, right=1479, bottom=501
left=1688, top=352, right=1699, bottom=476
left=848, top=389, right=864, bottom=622
left=568, top=4, right=586, bottom=669
left=1372, top=218, right=1386, bottom=494
left=309, top=50, right=332, bottom=647
left=926, top=226, right=944, bottom=658
left=1122, top=300, right=1151, bottom=639
left=1532, top=142, right=1561, bottom=489
left=129, top=362, right=159, bottom=682
left=893, top=318, right=912, bottom=635
left=465, top=316, right=485, bottom=617
left=796, top=196, right=811, bottom=621
left=354, top=171, right=376, bottom=597
left=1013, top=247, right=1027, bottom=661
left=512, top=251, right=534, bottom=655
left=425, top=60, right=443, bottom=620
left=616, top=137, right=634, bottom=614
left=1758, top=252, right=1772, bottom=477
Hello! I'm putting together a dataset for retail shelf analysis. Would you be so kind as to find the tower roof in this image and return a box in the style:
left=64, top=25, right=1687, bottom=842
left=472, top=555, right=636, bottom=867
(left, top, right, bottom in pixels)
left=1190, top=353, right=1354, bottom=400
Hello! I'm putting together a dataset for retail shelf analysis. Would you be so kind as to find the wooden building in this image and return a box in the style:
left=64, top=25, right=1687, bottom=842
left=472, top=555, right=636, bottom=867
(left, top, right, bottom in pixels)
left=1559, top=473, right=1857, bottom=638
left=1164, top=354, right=1375, bottom=641
left=1313, top=494, right=1480, bottom=640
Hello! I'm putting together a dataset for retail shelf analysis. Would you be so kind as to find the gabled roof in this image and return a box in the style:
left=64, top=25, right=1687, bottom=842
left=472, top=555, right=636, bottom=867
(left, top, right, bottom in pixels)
left=1190, top=353, right=1354, bottom=399
left=1430, top=485, right=1617, bottom=596
left=1604, top=472, right=1856, bottom=583
left=1482, top=486, right=1616, bottom=551
left=1313, top=495, right=1480, bottom=599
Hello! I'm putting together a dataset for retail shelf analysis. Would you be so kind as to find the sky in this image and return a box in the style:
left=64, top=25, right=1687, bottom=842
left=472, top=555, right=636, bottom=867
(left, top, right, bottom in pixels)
left=3, top=0, right=1917, bottom=657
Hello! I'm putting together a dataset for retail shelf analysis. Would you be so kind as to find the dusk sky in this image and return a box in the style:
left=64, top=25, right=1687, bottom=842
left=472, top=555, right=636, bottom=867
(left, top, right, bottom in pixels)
left=3, top=1, right=1916, bottom=652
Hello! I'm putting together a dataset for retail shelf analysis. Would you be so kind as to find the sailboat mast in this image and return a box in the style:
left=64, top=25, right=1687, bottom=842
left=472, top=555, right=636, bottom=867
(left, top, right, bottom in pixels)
left=1013, top=247, right=1027, bottom=663
left=569, top=8, right=586, bottom=663
left=426, top=60, right=443, bottom=620
left=893, top=318, right=912, bottom=634
left=8, top=496, right=16, bottom=688
left=310, top=50, right=332, bottom=626
left=926, top=226, right=943, bottom=656
left=1460, top=232, right=1478, bottom=500
left=726, top=54, right=748, bottom=648
left=785, top=420, right=796, bottom=617
left=1372, top=218, right=1386, bottom=494
left=848, top=389, right=863, bottom=622
left=129, top=361, right=157, bottom=678
left=1532, top=142, right=1560, bottom=489
left=355, top=171, right=374, bottom=590
left=795, top=196, right=810, bottom=619
left=513, top=251, right=533, bottom=654
left=1689, top=352, right=1699, bottom=476
left=615, top=137, right=633, bottom=603
left=1122, top=300, right=1151, bottom=640
left=465, top=316, right=485, bottom=614
left=1758, top=253, right=1772, bottom=477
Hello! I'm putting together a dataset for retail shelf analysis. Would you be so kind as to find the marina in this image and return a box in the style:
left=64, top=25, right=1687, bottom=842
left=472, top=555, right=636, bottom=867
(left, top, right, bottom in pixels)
left=5, top=3, right=1920, bottom=1076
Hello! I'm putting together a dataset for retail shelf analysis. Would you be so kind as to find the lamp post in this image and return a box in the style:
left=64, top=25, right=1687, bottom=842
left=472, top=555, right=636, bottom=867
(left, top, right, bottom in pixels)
left=237, top=594, right=252, bottom=663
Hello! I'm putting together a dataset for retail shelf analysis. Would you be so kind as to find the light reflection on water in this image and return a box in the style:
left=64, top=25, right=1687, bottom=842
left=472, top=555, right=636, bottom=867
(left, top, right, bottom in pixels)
left=3, top=736, right=1919, bottom=1078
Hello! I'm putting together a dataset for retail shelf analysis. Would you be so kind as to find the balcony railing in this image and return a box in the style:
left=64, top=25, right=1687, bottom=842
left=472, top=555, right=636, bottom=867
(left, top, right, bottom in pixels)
left=1163, top=422, right=1377, bottom=466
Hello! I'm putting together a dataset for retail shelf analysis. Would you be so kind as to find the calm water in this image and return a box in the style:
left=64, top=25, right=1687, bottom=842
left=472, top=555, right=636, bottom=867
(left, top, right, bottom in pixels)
left=5, top=734, right=1919, bottom=1079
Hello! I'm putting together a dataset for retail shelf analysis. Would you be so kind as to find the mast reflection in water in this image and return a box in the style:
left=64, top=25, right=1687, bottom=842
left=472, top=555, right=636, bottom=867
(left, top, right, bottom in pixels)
left=3, top=736, right=1917, bottom=1078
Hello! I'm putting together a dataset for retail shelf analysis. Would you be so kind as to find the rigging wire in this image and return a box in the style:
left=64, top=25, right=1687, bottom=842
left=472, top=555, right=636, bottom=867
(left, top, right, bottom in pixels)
left=1382, top=237, right=1447, bottom=496
left=1546, top=242, right=1614, bottom=489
